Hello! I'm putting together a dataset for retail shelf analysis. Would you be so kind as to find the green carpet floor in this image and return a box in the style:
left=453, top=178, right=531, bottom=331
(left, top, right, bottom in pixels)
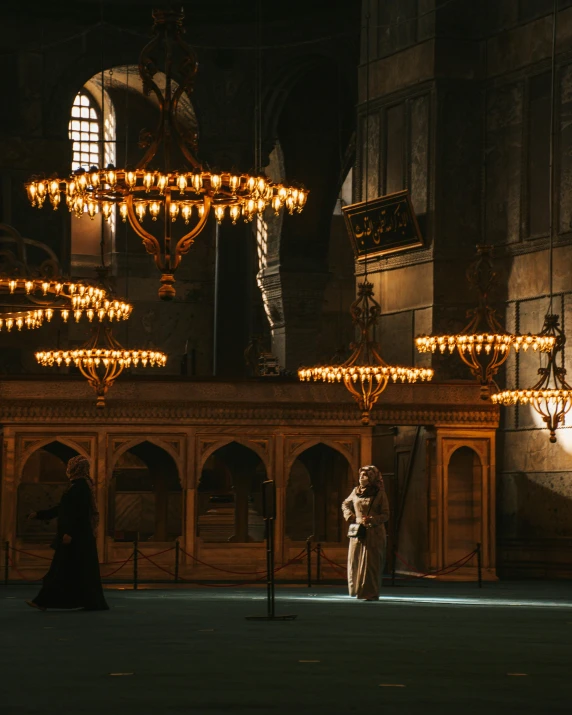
left=2, top=581, right=571, bottom=714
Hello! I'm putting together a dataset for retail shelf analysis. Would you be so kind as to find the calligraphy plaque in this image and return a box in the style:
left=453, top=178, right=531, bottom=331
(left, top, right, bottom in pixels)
left=342, top=190, right=423, bottom=259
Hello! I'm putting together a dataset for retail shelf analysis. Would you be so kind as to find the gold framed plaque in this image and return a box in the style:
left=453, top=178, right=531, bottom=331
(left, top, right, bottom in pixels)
left=342, top=190, right=424, bottom=259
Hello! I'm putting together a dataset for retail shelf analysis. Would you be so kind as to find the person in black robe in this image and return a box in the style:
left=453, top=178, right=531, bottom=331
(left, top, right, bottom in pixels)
left=26, top=455, right=109, bottom=611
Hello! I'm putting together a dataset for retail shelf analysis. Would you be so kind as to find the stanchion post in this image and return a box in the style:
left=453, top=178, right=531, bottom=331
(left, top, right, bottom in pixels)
left=133, top=538, right=138, bottom=591
left=316, top=543, right=321, bottom=583
left=4, top=541, right=9, bottom=586
left=476, top=542, right=482, bottom=588
left=306, top=537, right=312, bottom=588
left=175, top=540, right=180, bottom=583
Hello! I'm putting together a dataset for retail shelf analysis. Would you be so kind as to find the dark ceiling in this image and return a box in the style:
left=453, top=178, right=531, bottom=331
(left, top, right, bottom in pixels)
left=12, top=0, right=357, bottom=28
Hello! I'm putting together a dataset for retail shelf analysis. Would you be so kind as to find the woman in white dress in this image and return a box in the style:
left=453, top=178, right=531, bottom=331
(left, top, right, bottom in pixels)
left=342, top=465, right=390, bottom=601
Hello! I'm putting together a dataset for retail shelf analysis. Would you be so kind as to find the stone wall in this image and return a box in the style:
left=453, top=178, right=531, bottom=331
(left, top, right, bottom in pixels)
left=361, top=0, right=572, bottom=577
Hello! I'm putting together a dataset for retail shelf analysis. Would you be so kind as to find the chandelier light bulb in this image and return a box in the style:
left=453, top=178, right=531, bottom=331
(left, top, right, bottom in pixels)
left=169, top=201, right=180, bottom=222
left=214, top=205, right=225, bottom=223
left=144, top=172, right=154, bottom=191
left=136, top=202, right=147, bottom=222
left=181, top=204, right=192, bottom=224
left=192, top=173, right=202, bottom=192
left=229, top=204, right=240, bottom=224
left=149, top=201, right=161, bottom=220
left=157, top=174, right=168, bottom=193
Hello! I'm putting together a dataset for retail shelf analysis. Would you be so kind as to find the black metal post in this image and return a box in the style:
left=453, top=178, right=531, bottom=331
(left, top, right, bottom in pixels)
left=245, top=479, right=296, bottom=621
left=174, top=540, right=180, bottom=583
left=306, top=537, right=312, bottom=588
left=266, top=517, right=275, bottom=618
left=133, top=538, right=138, bottom=591
left=391, top=468, right=398, bottom=587
left=476, top=542, right=482, bottom=588
left=316, top=543, right=321, bottom=583
left=4, top=541, right=9, bottom=586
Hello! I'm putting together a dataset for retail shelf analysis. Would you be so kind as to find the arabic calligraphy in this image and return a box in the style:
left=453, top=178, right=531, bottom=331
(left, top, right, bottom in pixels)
left=352, top=203, right=410, bottom=247
left=342, top=190, right=423, bottom=258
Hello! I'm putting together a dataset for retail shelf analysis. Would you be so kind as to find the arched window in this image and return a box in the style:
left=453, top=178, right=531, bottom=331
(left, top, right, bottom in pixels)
left=68, top=88, right=116, bottom=273
left=69, top=93, right=100, bottom=171
left=69, top=91, right=116, bottom=172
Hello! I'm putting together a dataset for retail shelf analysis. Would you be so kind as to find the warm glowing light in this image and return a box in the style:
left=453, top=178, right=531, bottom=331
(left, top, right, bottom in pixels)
left=299, top=282, right=434, bottom=424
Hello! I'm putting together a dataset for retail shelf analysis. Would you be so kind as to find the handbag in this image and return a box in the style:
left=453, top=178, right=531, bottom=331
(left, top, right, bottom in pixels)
left=347, top=491, right=377, bottom=539
left=347, top=522, right=366, bottom=539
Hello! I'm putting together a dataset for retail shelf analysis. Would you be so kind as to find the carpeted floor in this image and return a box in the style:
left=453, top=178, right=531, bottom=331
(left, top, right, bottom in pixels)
left=2, top=581, right=571, bottom=714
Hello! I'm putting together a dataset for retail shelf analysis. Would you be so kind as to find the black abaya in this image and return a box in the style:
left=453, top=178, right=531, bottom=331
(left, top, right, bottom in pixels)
left=32, top=478, right=108, bottom=611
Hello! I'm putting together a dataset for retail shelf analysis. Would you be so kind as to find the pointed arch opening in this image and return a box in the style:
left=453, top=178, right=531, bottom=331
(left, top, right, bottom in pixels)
left=17, top=441, right=81, bottom=543
left=286, top=443, right=351, bottom=543
left=447, top=446, right=482, bottom=563
left=197, top=442, right=267, bottom=543
left=108, top=440, right=181, bottom=543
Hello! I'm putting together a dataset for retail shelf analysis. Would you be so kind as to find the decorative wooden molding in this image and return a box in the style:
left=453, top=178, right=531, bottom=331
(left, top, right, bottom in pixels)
left=0, top=400, right=499, bottom=428
left=108, top=434, right=184, bottom=469
left=197, top=435, right=271, bottom=471
left=283, top=435, right=359, bottom=473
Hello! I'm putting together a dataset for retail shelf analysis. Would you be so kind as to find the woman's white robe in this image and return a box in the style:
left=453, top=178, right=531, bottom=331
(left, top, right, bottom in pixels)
left=342, top=488, right=390, bottom=600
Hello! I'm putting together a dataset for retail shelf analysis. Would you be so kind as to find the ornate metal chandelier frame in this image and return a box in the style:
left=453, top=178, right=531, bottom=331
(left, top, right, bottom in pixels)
left=415, top=245, right=554, bottom=399
left=36, top=322, right=167, bottom=408
left=491, top=314, right=572, bottom=442
left=25, top=8, right=307, bottom=300
left=299, top=281, right=434, bottom=425
left=0, top=225, right=132, bottom=331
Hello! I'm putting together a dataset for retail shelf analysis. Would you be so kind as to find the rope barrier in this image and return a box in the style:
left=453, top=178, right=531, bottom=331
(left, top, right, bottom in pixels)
left=100, top=554, right=134, bottom=579
left=394, top=549, right=477, bottom=579
left=4, top=540, right=479, bottom=586
left=319, top=549, right=346, bottom=573
left=7, top=555, right=42, bottom=583
left=178, top=547, right=269, bottom=575
left=10, top=547, right=52, bottom=561
left=136, top=551, right=268, bottom=588
left=318, top=547, right=479, bottom=581
left=178, top=546, right=308, bottom=576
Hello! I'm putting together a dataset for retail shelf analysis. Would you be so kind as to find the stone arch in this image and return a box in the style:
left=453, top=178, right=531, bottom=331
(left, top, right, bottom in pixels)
left=199, top=437, right=270, bottom=475
left=285, top=437, right=355, bottom=477
left=109, top=436, right=183, bottom=483
left=257, top=53, right=356, bottom=369
left=285, top=441, right=352, bottom=543
left=18, top=437, right=91, bottom=484
left=197, top=441, right=267, bottom=544
left=446, top=446, right=483, bottom=564
left=17, top=439, right=86, bottom=543
left=108, top=439, right=182, bottom=543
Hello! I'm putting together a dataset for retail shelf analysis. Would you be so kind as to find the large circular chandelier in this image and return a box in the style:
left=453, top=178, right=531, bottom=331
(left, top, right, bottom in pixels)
left=299, top=282, right=434, bottom=425
left=415, top=245, right=554, bottom=399
left=36, top=323, right=167, bottom=408
left=0, top=224, right=131, bottom=332
left=24, top=8, right=308, bottom=301
left=491, top=315, right=571, bottom=443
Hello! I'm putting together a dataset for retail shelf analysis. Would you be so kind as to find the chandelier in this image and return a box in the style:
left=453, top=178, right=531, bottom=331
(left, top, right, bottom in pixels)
left=0, top=224, right=131, bottom=332
left=36, top=322, right=167, bottom=408
left=492, top=315, right=571, bottom=443
left=299, top=282, right=434, bottom=425
left=415, top=245, right=554, bottom=399
left=24, top=8, right=307, bottom=300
